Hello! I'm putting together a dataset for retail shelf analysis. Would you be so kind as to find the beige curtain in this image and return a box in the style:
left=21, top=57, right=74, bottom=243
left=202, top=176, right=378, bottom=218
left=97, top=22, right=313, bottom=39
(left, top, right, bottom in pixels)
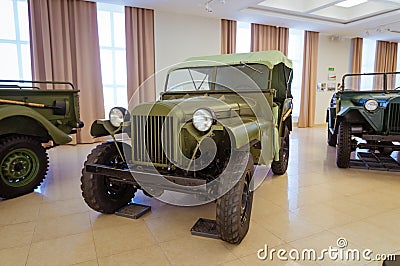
left=298, top=31, right=319, bottom=128
left=125, top=7, right=155, bottom=108
left=350, top=37, right=363, bottom=90
left=28, top=0, right=104, bottom=144
left=375, top=41, right=398, bottom=72
left=374, top=41, right=398, bottom=89
left=221, top=19, right=236, bottom=54
left=251, top=23, right=289, bottom=55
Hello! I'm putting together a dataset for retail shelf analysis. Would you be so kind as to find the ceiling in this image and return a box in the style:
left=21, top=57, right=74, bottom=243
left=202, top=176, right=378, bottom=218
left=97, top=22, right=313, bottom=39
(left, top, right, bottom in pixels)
left=97, top=0, right=400, bottom=41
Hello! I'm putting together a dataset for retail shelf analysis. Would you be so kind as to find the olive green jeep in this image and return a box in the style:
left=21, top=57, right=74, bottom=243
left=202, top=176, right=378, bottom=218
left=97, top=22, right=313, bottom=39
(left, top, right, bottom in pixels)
left=0, top=80, right=83, bottom=199
left=81, top=51, right=293, bottom=244
left=327, top=72, right=400, bottom=168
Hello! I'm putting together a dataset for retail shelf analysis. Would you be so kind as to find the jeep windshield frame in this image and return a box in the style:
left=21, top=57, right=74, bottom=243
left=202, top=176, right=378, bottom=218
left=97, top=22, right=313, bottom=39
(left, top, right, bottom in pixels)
left=0, top=79, right=76, bottom=90
left=341, top=72, right=400, bottom=92
left=165, top=64, right=272, bottom=93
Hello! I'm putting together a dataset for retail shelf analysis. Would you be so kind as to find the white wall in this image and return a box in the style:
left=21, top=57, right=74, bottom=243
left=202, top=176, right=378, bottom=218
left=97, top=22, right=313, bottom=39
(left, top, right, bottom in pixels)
left=154, top=11, right=221, bottom=97
left=315, top=35, right=351, bottom=125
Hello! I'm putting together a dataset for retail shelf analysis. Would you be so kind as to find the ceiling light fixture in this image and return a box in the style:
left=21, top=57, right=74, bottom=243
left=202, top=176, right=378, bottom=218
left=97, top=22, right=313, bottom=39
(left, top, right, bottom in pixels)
left=204, top=0, right=226, bottom=13
left=205, top=2, right=213, bottom=12
left=335, top=0, right=368, bottom=8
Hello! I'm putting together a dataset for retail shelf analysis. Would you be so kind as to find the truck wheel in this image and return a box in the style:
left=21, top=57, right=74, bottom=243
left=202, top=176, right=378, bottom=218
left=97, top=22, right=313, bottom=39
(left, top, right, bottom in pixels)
left=378, top=142, right=393, bottom=155
left=336, top=122, right=351, bottom=168
left=271, top=135, right=290, bottom=175
left=0, top=136, right=48, bottom=199
left=216, top=152, right=254, bottom=244
left=327, top=129, right=337, bottom=147
left=81, top=142, right=136, bottom=214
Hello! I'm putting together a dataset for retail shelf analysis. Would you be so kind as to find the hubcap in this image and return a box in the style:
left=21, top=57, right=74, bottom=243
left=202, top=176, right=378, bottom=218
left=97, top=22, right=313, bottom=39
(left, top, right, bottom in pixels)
left=1, top=148, right=39, bottom=187
left=103, top=153, right=129, bottom=199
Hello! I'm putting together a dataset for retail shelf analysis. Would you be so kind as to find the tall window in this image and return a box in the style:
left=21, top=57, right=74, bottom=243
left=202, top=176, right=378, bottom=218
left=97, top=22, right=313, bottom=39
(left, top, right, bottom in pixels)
left=235, top=24, right=304, bottom=117
left=236, top=21, right=251, bottom=53
left=0, top=0, right=31, bottom=80
left=360, top=38, right=376, bottom=90
left=288, top=29, right=304, bottom=118
left=97, top=3, right=127, bottom=116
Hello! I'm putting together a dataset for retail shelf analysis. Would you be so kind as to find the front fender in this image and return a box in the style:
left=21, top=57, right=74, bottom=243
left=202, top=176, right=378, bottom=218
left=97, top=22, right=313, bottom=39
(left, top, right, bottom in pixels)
left=90, top=119, right=123, bottom=137
left=336, top=106, right=384, bottom=132
left=220, top=117, right=274, bottom=166
left=0, top=105, right=72, bottom=144
left=219, top=118, right=260, bottom=149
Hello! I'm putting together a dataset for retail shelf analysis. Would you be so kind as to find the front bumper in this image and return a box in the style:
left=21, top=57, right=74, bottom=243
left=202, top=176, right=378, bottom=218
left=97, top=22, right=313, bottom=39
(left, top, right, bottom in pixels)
left=85, top=163, right=208, bottom=195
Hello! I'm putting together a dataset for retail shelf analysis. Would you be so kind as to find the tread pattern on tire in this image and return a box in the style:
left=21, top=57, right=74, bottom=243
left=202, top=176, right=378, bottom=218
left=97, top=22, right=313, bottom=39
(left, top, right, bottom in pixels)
left=81, top=142, right=135, bottom=214
left=0, top=135, right=48, bottom=199
left=327, top=129, right=337, bottom=147
left=216, top=152, right=254, bottom=244
left=271, top=134, right=290, bottom=175
left=336, top=122, right=351, bottom=168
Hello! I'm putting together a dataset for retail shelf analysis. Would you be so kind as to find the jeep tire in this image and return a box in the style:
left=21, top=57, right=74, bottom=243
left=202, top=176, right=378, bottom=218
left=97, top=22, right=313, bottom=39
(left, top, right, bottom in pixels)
left=336, top=122, right=351, bottom=168
left=0, top=136, right=48, bottom=199
left=216, top=152, right=254, bottom=244
left=378, top=142, right=393, bottom=155
left=327, top=128, right=337, bottom=147
left=81, top=142, right=136, bottom=213
left=271, top=134, right=290, bottom=175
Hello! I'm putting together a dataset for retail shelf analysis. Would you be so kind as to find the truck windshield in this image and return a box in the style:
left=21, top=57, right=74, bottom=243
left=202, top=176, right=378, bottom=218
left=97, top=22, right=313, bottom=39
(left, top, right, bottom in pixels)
left=342, top=72, right=400, bottom=92
left=166, top=64, right=270, bottom=92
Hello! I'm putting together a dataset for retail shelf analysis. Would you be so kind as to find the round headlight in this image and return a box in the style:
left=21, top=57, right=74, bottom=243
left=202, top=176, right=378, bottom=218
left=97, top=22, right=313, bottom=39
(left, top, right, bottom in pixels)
left=364, top=99, right=379, bottom=112
left=193, top=109, right=214, bottom=132
left=109, top=107, right=127, bottom=127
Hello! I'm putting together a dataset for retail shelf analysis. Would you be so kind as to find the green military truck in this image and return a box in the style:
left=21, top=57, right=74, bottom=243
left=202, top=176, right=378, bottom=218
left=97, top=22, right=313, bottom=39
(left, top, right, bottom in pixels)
left=81, top=51, right=293, bottom=244
left=0, top=80, right=83, bottom=199
left=327, top=72, right=400, bottom=168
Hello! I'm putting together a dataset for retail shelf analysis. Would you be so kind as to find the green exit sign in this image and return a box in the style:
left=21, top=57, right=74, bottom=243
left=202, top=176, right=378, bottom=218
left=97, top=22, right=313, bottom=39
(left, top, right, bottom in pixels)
left=328, top=67, right=335, bottom=71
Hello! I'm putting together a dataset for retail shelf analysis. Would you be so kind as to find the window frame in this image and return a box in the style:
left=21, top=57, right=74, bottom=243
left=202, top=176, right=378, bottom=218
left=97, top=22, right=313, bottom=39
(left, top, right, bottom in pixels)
left=0, top=0, right=31, bottom=80
left=97, top=3, right=127, bottom=115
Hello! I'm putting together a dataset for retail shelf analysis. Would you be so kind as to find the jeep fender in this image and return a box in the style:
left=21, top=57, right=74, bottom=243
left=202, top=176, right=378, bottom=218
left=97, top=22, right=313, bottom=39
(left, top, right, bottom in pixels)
left=335, top=106, right=384, bottom=133
left=220, top=118, right=274, bottom=166
left=0, top=105, right=72, bottom=144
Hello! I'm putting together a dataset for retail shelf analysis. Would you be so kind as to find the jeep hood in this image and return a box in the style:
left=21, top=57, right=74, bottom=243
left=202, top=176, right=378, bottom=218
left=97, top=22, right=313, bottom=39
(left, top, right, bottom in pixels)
left=131, top=96, right=250, bottom=121
left=345, top=93, right=400, bottom=105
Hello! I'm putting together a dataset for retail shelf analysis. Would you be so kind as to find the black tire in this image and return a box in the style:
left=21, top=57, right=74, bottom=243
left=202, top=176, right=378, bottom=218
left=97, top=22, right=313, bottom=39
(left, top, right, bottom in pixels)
left=336, top=122, right=351, bottom=168
left=378, top=142, right=393, bottom=155
left=81, top=142, right=136, bottom=214
left=378, top=148, right=393, bottom=156
left=216, top=152, right=254, bottom=244
left=327, top=128, right=337, bottom=147
left=0, top=136, right=48, bottom=199
left=271, top=134, right=290, bottom=175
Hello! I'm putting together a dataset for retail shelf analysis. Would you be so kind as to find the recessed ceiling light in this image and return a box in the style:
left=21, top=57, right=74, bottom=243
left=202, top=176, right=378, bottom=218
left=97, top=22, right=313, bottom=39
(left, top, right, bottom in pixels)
left=335, top=0, right=368, bottom=8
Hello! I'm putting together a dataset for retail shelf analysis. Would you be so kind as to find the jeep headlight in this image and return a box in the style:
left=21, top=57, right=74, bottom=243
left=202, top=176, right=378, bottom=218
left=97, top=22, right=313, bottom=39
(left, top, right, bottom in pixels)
left=364, top=99, right=379, bottom=112
left=193, top=109, right=214, bottom=132
left=109, top=107, right=128, bottom=127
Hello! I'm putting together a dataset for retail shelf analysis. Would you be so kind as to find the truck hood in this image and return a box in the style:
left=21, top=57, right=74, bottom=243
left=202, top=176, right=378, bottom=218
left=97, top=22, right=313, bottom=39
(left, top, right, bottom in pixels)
left=350, top=93, right=400, bottom=105
left=131, top=95, right=252, bottom=122
left=352, top=93, right=400, bottom=104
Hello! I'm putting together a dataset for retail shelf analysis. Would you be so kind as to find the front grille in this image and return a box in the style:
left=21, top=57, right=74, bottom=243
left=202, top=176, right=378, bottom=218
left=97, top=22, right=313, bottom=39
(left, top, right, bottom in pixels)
left=388, top=103, right=400, bottom=134
left=132, top=115, right=173, bottom=165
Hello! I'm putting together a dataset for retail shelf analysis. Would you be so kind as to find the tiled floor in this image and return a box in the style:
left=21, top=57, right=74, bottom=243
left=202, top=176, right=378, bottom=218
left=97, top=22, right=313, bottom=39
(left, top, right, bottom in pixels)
left=1, top=127, right=400, bottom=266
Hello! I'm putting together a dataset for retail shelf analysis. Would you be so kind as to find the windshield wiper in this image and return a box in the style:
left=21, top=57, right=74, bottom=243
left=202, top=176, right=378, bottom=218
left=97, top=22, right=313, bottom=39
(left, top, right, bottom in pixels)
left=188, top=69, right=198, bottom=90
left=188, top=69, right=207, bottom=90
left=240, top=61, right=263, bottom=74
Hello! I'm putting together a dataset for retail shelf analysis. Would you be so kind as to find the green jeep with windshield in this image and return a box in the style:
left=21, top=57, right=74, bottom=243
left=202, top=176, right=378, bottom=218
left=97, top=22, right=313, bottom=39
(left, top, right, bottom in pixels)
left=327, top=72, right=400, bottom=168
left=81, top=51, right=293, bottom=244
left=0, top=80, right=83, bottom=199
